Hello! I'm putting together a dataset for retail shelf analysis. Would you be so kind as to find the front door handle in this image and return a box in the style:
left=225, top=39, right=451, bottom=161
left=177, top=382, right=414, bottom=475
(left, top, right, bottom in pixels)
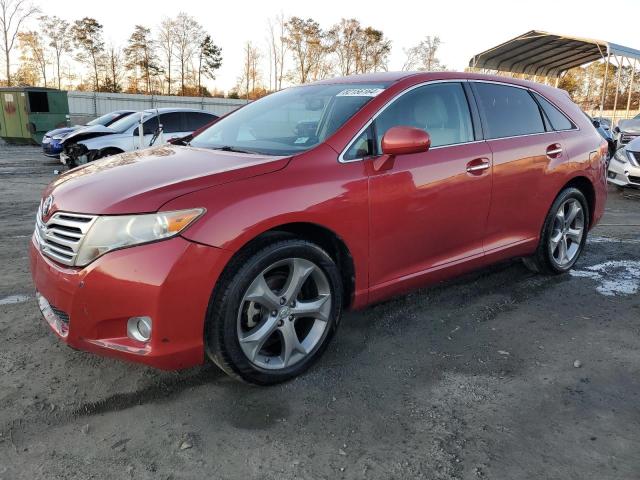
left=546, top=143, right=563, bottom=159
left=466, top=158, right=491, bottom=175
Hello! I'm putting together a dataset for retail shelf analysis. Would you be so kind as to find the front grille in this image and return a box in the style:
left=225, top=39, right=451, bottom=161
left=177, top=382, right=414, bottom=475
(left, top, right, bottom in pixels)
left=629, top=175, right=640, bottom=184
left=630, top=151, right=640, bottom=164
left=34, top=203, right=96, bottom=267
left=621, top=134, right=639, bottom=145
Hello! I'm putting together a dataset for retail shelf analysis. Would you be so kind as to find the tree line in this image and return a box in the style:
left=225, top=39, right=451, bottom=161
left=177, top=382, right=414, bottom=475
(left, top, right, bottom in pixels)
left=234, top=16, right=445, bottom=99
left=6, top=9, right=223, bottom=96
left=0, top=0, right=447, bottom=98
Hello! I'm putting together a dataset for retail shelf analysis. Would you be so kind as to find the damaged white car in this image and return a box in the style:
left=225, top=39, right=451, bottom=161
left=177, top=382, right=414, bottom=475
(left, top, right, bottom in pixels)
left=59, top=108, right=218, bottom=168
left=607, top=136, right=640, bottom=189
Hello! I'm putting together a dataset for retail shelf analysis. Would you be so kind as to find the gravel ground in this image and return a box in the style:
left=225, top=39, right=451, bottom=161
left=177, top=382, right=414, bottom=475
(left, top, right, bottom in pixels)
left=1, top=142, right=639, bottom=480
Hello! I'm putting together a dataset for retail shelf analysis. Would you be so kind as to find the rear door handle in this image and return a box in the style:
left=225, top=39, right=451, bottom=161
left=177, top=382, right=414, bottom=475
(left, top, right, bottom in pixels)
left=546, top=143, right=563, bottom=159
left=466, top=158, right=491, bottom=175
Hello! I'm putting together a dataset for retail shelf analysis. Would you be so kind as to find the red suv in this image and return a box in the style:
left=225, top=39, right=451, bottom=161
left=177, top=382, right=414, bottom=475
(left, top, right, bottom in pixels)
left=30, top=72, right=607, bottom=384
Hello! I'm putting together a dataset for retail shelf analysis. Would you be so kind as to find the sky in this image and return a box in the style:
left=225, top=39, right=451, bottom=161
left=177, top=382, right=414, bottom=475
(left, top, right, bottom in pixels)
left=33, top=0, right=640, bottom=92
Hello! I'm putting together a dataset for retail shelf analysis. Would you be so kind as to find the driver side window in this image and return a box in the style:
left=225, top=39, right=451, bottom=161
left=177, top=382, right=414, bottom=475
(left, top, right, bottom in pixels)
left=342, top=82, right=474, bottom=160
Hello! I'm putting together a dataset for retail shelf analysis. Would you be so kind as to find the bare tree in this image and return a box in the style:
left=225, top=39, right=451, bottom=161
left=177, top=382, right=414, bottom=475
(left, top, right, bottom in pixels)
left=266, top=13, right=287, bottom=91
left=157, top=17, right=176, bottom=95
left=355, top=27, right=391, bottom=73
left=40, top=16, right=71, bottom=89
left=402, top=36, right=446, bottom=71
left=172, top=12, right=202, bottom=95
left=328, top=18, right=361, bottom=76
left=238, top=41, right=261, bottom=99
left=0, top=0, right=39, bottom=85
left=196, top=34, right=221, bottom=95
left=102, top=44, right=122, bottom=92
left=284, top=17, right=329, bottom=84
left=17, top=29, right=46, bottom=85
left=124, top=25, right=161, bottom=93
left=71, top=17, right=105, bottom=91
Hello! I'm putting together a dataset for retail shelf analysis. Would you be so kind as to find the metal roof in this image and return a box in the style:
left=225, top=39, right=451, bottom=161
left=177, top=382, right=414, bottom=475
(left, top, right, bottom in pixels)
left=469, top=30, right=640, bottom=77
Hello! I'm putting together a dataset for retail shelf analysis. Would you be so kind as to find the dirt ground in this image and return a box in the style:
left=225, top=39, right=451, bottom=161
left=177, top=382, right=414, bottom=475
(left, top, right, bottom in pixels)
left=1, top=143, right=639, bottom=480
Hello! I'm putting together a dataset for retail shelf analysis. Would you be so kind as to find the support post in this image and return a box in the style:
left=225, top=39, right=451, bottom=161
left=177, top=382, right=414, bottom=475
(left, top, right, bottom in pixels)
left=612, top=55, right=623, bottom=125
left=600, top=52, right=611, bottom=118
left=626, top=59, right=637, bottom=119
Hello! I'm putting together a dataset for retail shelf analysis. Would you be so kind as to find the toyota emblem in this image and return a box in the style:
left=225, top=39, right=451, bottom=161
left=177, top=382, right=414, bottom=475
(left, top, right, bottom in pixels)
left=42, top=195, right=54, bottom=218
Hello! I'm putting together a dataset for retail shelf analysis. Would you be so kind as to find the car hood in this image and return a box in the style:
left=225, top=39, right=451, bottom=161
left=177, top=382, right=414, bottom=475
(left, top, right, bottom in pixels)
left=61, top=125, right=116, bottom=145
left=43, top=145, right=290, bottom=215
left=618, top=119, right=640, bottom=134
left=626, top=136, right=640, bottom=151
left=45, top=126, right=79, bottom=138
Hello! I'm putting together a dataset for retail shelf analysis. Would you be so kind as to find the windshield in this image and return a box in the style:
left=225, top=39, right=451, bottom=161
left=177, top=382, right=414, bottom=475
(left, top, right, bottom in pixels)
left=108, top=112, right=152, bottom=133
left=86, top=111, right=132, bottom=127
left=190, top=83, right=389, bottom=155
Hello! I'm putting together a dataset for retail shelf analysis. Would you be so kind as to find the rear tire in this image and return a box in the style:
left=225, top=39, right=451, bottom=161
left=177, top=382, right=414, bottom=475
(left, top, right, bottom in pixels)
left=205, top=238, right=343, bottom=385
left=523, top=187, right=589, bottom=274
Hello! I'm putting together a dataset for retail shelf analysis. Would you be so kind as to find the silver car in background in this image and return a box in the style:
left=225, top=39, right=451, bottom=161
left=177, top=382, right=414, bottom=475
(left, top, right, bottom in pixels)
left=613, top=113, right=640, bottom=149
left=608, top=136, right=640, bottom=189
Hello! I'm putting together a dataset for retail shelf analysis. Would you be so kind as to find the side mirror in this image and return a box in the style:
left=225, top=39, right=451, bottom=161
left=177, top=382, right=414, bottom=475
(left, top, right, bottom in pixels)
left=382, top=126, right=431, bottom=155
left=592, top=120, right=600, bottom=129
left=374, top=126, right=431, bottom=171
left=613, top=126, right=621, bottom=134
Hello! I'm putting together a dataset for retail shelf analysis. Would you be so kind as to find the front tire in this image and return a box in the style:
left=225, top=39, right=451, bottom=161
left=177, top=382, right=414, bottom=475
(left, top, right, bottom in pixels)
left=205, top=239, right=343, bottom=385
left=523, top=187, right=589, bottom=274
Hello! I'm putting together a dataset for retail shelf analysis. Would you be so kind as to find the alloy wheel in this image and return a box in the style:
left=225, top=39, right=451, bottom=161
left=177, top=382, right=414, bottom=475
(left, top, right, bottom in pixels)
left=236, top=258, right=332, bottom=370
left=549, top=198, right=585, bottom=267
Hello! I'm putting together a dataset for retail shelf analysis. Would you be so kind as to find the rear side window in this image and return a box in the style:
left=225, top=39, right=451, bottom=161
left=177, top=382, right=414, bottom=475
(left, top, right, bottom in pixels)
left=473, top=83, right=545, bottom=139
left=184, top=112, right=215, bottom=131
left=158, top=112, right=183, bottom=133
left=532, top=92, right=575, bottom=131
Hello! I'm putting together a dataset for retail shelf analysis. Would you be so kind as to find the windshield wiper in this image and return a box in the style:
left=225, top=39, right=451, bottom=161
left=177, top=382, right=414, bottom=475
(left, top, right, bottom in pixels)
left=211, top=145, right=256, bottom=154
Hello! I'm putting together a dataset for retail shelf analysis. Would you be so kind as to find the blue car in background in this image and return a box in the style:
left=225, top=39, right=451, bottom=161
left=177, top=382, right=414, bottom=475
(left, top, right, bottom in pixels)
left=42, top=110, right=136, bottom=157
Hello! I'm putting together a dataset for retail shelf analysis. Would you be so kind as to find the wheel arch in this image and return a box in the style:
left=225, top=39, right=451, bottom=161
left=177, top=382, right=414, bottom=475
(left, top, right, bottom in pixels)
left=225, top=221, right=356, bottom=310
left=98, top=146, right=124, bottom=156
left=561, top=175, right=596, bottom=228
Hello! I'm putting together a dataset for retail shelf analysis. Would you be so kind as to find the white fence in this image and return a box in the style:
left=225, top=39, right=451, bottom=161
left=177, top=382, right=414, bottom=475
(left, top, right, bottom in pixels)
left=67, top=91, right=248, bottom=124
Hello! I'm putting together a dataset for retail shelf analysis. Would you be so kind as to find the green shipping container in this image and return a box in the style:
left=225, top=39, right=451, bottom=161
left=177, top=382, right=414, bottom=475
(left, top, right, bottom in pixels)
left=0, top=87, right=69, bottom=145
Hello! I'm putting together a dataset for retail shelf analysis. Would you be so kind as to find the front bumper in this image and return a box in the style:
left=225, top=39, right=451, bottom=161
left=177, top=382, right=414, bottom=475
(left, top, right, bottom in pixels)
left=607, top=158, right=640, bottom=188
left=29, top=235, right=232, bottom=370
left=42, top=140, right=63, bottom=157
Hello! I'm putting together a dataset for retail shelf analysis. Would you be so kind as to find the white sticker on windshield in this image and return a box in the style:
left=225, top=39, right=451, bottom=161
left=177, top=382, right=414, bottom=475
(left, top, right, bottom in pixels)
left=294, top=137, right=309, bottom=144
left=336, top=88, right=384, bottom=97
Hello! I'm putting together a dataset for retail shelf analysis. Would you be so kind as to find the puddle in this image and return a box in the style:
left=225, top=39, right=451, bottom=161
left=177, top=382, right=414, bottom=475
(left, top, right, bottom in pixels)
left=570, top=261, right=640, bottom=296
left=0, top=294, right=31, bottom=305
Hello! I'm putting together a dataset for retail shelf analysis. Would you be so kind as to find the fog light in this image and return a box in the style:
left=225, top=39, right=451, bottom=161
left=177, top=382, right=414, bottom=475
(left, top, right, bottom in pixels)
left=127, top=316, right=152, bottom=342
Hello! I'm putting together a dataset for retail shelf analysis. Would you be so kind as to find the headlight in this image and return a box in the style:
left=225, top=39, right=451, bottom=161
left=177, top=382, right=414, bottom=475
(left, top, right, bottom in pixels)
left=613, top=147, right=630, bottom=165
left=52, top=133, right=68, bottom=140
left=75, top=208, right=204, bottom=266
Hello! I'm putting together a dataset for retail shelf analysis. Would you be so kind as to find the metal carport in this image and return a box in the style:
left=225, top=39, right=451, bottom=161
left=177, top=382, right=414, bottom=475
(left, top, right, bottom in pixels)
left=469, top=30, right=640, bottom=121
